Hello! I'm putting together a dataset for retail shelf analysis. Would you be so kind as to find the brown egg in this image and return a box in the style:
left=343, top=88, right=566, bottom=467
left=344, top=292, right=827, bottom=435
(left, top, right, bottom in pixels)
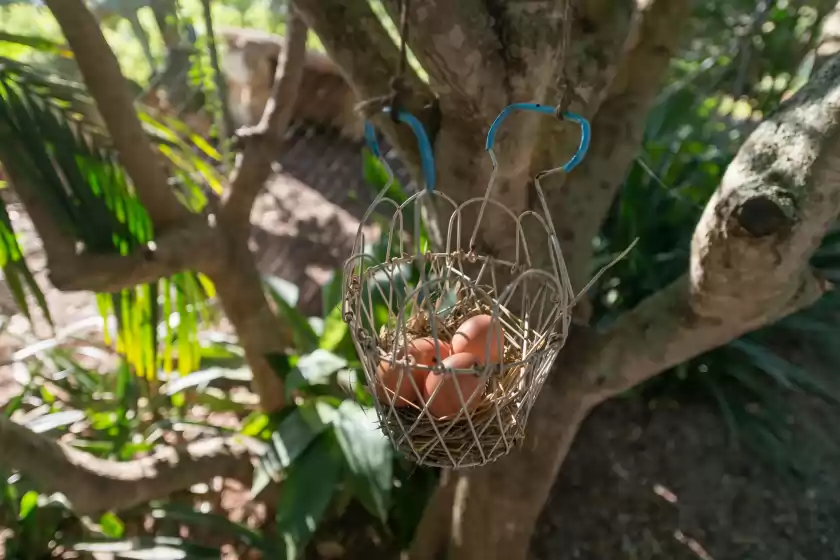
left=451, top=314, right=505, bottom=366
left=423, top=352, right=487, bottom=419
left=375, top=338, right=452, bottom=407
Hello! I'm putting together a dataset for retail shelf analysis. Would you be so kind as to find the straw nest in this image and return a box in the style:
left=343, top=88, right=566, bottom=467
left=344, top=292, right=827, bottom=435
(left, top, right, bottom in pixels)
left=369, top=284, right=541, bottom=469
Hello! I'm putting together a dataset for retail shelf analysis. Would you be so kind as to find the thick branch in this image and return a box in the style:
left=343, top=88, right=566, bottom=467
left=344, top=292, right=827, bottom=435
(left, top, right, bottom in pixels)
left=49, top=218, right=219, bottom=293
left=581, top=271, right=829, bottom=401
left=569, top=53, right=840, bottom=401
left=220, top=10, right=308, bottom=227
left=207, top=250, right=291, bottom=413
left=0, top=146, right=214, bottom=294
left=293, top=0, right=438, bottom=177
left=293, top=0, right=429, bottom=101
left=380, top=0, right=507, bottom=117
left=45, top=0, right=187, bottom=228
left=0, top=415, right=253, bottom=516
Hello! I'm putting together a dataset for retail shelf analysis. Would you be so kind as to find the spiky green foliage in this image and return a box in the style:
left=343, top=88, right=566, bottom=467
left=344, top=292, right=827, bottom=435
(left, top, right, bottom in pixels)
left=0, top=59, right=222, bottom=381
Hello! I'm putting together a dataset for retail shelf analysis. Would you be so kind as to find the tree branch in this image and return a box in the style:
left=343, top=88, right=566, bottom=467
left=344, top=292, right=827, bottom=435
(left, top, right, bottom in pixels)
left=48, top=218, right=219, bottom=293
left=567, top=52, right=840, bottom=401
left=201, top=0, right=235, bottom=142
left=547, top=0, right=692, bottom=292
left=293, top=0, right=438, bottom=177
left=0, top=415, right=254, bottom=516
left=380, top=0, right=508, bottom=117
left=220, top=10, right=308, bottom=227
left=45, top=0, right=187, bottom=228
left=293, top=0, right=429, bottom=102
left=582, top=271, right=829, bottom=401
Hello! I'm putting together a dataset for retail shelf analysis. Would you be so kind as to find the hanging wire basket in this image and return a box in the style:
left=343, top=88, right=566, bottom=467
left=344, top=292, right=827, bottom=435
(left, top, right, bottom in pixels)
left=342, top=103, right=592, bottom=469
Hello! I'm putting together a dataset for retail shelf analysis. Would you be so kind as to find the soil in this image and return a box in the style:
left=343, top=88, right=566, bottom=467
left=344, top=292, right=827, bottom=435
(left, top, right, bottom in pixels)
left=534, top=397, right=840, bottom=560
left=2, top=128, right=839, bottom=559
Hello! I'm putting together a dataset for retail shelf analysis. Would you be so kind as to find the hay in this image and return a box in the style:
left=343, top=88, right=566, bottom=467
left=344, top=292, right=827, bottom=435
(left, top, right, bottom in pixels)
left=365, top=266, right=556, bottom=468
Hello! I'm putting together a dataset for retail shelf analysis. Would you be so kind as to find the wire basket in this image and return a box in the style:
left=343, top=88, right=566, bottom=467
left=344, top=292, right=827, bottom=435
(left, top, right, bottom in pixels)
left=342, top=103, right=591, bottom=469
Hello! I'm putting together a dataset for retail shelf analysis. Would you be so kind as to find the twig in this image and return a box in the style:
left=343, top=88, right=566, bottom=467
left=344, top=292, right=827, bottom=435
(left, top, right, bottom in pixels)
left=0, top=415, right=257, bottom=516
left=201, top=0, right=235, bottom=143
left=220, top=8, right=309, bottom=227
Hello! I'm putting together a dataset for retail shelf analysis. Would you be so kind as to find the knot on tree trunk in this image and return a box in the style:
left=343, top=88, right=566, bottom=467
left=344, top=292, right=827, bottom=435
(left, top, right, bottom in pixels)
left=734, top=188, right=796, bottom=238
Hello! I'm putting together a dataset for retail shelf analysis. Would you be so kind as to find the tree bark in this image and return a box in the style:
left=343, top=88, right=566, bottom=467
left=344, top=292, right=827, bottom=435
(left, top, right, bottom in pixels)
left=0, top=415, right=255, bottom=516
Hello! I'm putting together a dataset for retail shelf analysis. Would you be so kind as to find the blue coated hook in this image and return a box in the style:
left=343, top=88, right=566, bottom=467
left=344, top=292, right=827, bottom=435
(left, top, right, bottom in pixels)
left=364, top=107, right=437, bottom=192
left=485, top=102, right=591, bottom=173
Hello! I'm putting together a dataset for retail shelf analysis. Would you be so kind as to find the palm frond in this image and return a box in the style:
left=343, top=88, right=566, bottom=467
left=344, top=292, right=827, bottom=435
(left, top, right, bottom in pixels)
left=0, top=60, right=218, bottom=381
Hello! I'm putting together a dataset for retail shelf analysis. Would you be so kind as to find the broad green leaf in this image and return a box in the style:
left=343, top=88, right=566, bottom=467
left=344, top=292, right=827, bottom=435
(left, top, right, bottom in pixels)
left=308, top=316, right=325, bottom=337
left=333, top=401, right=393, bottom=523
left=149, top=505, right=269, bottom=551
left=296, top=350, right=348, bottom=384
left=265, top=352, right=293, bottom=382
left=241, top=413, right=271, bottom=437
left=70, top=536, right=220, bottom=559
left=25, top=410, right=86, bottom=434
left=159, top=367, right=252, bottom=395
left=264, top=276, right=319, bottom=353
left=251, top=402, right=333, bottom=497
left=284, top=349, right=348, bottom=401
left=388, top=459, right=438, bottom=548
left=319, top=305, right=349, bottom=352
left=275, top=432, right=343, bottom=559
left=0, top=32, right=71, bottom=57
left=321, top=270, right=343, bottom=319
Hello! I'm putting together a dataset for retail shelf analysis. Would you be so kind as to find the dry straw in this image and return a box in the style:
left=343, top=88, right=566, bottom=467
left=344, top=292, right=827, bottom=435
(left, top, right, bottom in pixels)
left=343, top=104, right=634, bottom=469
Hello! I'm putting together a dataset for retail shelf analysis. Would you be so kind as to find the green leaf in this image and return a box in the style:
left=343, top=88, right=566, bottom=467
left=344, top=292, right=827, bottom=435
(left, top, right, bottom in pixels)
left=71, top=536, right=221, bottom=559
left=731, top=338, right=840, bottom=404
left=18, top=490, right=38, bottom=520
left=149, top=505, right=269, bottom=552
left=0, top=32, right=72, bottom=57
left=159, top=367, right=252, bottom=396
left=98, top=512, right=125, bottom=538
left=321, top=270, right=343, bottom=319
left=333, top=401, right=393, bottom=523
left=388, top=460, right=438, bottom=548
left=251, top=402, right=334, bottom=497
left=275, top=432, right=343, bottom=559
left=25, top=410, right=86, bottom=434
left=264, top=276, right=319, bottom=353
left=284, top=349, right=348, bottom=403
left=266, top=352, right=293, bottom=380
left=319, top=305, right=349, bottom=352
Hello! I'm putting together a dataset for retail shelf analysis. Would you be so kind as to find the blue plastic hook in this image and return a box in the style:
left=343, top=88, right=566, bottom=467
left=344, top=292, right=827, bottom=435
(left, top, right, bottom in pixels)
left=364, top=107, right=437, bottom=192
left=485, top=103, right=591, bottom=173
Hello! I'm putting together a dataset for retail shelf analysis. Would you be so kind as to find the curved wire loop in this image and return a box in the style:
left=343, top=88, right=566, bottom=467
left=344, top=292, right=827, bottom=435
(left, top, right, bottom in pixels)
left=484, top=102, right=591, bottom=173
left=364, top=107, right=436, bottom=192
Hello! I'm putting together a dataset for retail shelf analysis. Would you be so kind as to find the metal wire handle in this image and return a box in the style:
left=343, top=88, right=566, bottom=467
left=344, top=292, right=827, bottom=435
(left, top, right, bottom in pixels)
left=469, top=102, right=592, bottom=253
left=364, top=107, right=436, bottom=192
left=485, top=102, right=591, bottom=173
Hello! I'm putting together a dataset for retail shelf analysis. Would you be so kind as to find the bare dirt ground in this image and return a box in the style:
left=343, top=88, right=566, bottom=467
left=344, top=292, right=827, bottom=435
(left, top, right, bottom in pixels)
left=2, top=131, right=839, bottom=559
left=535, top=397, right=840, bottom=560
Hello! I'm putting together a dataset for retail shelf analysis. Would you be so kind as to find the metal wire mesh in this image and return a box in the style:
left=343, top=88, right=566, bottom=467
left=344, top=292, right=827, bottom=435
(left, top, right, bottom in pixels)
left=342, top=104, right=592, bottom=468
